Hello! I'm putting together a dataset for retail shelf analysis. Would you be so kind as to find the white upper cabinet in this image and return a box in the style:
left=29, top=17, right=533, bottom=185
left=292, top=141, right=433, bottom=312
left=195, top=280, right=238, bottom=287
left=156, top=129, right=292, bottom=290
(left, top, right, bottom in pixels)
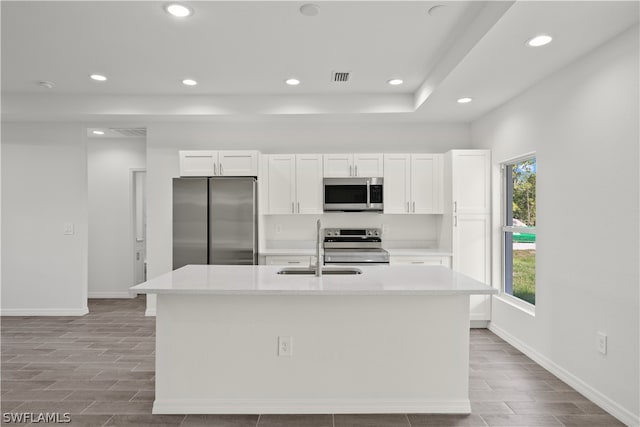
left=179, top=151, right=217, bottom=176
left=218, top=151, right=259, bottom=176
left=383, top=153, right=443, bottom=214
left=450, top=150, right=491, bottom=214
left=265, top=154, right=323, bottom=215
left=323, top=154, right=353, bottom=177
left=266, top=155, right=296, bottom=214
left=295, top=155, right=323, bottom=214
left=353, top=153, right=383, bottom=177
left=323, top=153, right=383, bottom=177
left=411, top=154, right=443, bottom=214
left=179, top=150, right=258, bottom=177
left=383, top=154, right=411, bottom=214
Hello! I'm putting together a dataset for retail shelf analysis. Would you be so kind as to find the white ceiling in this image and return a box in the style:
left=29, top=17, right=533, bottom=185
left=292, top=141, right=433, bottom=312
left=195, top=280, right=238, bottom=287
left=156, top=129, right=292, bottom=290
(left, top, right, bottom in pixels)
left=1, top=1, right=638, bottom=122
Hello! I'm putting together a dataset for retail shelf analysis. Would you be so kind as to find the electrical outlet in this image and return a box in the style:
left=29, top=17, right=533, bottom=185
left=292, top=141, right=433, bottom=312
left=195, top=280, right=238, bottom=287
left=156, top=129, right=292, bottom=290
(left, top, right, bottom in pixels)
left=597, top=332, right=607, bottom=355
left=278, top=336, right=292, bottom=357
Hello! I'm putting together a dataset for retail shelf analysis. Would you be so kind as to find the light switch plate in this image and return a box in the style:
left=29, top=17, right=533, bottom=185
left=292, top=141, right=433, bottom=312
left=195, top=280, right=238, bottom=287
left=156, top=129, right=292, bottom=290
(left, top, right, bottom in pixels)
left=63, top=222, right=74, bottom=235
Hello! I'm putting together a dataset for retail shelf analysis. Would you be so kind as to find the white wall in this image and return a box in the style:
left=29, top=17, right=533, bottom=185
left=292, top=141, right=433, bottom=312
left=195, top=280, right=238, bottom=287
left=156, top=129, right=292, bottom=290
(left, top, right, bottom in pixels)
left=1, top=122, right=89, bottom=315
left=471, top=26, right=639, bottom=425
left=88, top=137, right=146, bottom=298
left=145, top=121, right=470, bottom=313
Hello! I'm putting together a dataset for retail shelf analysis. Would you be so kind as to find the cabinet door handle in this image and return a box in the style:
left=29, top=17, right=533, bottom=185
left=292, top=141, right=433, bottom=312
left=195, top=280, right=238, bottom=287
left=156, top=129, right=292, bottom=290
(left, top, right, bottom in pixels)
left=355, top=165, right=358, bottom=176
left=454, top=216, right=458, bottom=227
left=213, top=163, right=217, bottom=176
left=349, top=165, right=353, bottom=176
left=292, top=202, right=295, bottom=213
left=406, top=202, right=410, bottom=213
left=454, top=201, right=457, bottom=213
left=297, top=202, right=300, bottom=213
left=219, top=163, right=223, bottom=176
left=411, top=261, right=425, bottom=264
left=287, top=261, right=301, bottom=264
left=412, top=201, right=416, bottom=213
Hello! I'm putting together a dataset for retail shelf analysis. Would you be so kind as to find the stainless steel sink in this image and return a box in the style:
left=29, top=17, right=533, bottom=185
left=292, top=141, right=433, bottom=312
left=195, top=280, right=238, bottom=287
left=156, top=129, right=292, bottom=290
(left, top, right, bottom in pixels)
left=277, top=267, right=362, bottom=275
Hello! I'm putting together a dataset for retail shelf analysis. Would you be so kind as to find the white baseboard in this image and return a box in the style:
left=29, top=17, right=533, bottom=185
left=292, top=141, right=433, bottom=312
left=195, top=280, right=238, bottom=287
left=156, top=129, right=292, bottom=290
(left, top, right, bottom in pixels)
left=470, top=320, right=489, bottom=328
left=0, top=307, right=89, bottom=316
left=145, top=308, right=156, bottom=317
left=153, top=398, right=471, bottom=415
left=489, top=323, right=639, bottom=427
left=88, top=292, right=135, bottom=299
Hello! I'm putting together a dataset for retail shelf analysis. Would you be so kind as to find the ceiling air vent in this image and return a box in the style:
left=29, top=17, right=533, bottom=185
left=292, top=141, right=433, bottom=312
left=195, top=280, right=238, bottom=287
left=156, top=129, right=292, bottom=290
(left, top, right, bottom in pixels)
left=109, top=128, right=147, bottom=137
left=332, top=71, right=350, bottom=83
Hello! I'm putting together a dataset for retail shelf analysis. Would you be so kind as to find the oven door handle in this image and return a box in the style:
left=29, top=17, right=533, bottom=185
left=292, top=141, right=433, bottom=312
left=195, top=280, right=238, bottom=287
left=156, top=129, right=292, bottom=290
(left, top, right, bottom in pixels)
left=366, top=180, right=371, bottom=208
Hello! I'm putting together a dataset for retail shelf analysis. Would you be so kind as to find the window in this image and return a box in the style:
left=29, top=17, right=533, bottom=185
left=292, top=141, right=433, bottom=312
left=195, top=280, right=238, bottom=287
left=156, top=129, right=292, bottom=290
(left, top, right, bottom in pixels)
left=503, top=156, right=536, bottom=305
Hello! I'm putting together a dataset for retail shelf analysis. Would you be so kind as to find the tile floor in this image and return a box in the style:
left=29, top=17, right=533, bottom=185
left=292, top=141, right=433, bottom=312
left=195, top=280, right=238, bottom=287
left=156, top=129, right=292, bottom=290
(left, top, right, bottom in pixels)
left=1, top=296, right=624, bottom=426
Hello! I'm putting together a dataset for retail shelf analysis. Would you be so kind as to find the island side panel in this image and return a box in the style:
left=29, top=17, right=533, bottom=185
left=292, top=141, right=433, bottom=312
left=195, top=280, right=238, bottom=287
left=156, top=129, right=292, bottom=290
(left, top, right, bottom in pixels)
left=154, top=294, right=470, bottom=414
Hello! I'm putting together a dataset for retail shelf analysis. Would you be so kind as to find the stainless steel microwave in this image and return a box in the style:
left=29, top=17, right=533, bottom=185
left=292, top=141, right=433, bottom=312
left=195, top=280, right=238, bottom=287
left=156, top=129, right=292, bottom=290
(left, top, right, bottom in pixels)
left=323, top=177, right=383, bottom=212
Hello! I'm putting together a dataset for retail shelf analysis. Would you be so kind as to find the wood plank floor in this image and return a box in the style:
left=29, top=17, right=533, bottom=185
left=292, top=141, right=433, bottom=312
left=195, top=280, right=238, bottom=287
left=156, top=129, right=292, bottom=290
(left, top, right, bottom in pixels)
left=1, top=296, right=624, bottom=427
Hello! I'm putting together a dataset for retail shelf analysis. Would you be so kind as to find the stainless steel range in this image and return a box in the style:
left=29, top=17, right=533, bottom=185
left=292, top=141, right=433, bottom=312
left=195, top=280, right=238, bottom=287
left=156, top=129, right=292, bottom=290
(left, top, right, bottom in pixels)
left=323, top=228, right=390, bottom=265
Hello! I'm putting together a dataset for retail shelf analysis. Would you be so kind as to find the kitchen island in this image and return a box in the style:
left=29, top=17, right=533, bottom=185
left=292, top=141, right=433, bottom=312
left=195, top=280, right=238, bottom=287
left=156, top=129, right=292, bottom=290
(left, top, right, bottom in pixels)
left=131, top=264, right=496, bottom=415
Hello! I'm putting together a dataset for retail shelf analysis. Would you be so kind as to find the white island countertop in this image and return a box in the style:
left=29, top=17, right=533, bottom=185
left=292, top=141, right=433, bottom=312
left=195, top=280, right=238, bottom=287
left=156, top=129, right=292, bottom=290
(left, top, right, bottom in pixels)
left=131, top=264, right=496, bottom=296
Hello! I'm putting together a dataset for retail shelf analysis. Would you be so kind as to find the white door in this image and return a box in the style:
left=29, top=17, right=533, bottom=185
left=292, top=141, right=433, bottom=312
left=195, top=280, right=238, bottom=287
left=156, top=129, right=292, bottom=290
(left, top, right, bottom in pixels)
left=452, top=150, right=491, bottom=214
left=179, top=150, right=217, bottom=176
left=323, top=154, right=353, bottom=177
left=267, top=155, right=296, bottom=214
left=453, top=213, right=491, bottom=321
left=295, top=154, right=323, bottom=214
left=132, top=170, right=146, bottom=286
left=383, top=154, right=411, bottom=214
left=353, top=153, right=383, bottom=177
left=219, top=151, right=258, bottom=176
left=411, top=154, right=442, bottom=214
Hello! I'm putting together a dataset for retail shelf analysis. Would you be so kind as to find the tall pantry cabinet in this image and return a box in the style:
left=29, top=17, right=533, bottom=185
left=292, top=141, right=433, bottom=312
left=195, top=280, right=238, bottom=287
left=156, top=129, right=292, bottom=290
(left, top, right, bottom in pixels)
left=444, top=150, right=492, bottom=325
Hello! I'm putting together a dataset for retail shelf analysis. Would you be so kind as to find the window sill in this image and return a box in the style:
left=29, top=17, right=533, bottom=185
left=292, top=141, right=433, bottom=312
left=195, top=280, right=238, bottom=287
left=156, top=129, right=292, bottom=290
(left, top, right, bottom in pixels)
left=494, top=293, right=536, bottom=317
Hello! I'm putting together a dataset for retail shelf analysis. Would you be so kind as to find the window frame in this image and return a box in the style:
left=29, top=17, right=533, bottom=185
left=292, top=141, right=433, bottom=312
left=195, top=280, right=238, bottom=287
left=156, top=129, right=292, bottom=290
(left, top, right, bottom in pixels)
left=501, top=153, right=537, bottom=310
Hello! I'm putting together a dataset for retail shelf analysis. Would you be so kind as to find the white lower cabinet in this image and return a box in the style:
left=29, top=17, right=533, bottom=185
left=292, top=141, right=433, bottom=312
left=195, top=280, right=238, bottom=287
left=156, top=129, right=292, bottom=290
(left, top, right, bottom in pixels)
left=453, top=214, right=491, bottom=323
left=390, top=255, right=451, bottom=268
left=265, top=256, right=315, bottom=266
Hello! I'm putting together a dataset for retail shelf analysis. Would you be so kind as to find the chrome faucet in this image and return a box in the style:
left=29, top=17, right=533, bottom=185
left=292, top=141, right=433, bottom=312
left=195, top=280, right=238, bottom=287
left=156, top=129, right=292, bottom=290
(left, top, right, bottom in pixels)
left=315, top=219, right=323, bottom=277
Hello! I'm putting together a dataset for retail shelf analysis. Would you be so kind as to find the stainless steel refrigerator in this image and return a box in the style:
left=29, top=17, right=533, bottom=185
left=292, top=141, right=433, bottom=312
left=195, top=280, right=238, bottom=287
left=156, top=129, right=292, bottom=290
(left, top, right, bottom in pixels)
left=173, top=177, right=258, bottom=269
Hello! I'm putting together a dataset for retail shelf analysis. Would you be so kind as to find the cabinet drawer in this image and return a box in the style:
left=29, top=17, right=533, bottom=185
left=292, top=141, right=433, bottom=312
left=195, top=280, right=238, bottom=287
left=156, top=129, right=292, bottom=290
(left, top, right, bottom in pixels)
left=265, top=256, right=312, bottom=266
left=390, top=256, right=451, bottom=267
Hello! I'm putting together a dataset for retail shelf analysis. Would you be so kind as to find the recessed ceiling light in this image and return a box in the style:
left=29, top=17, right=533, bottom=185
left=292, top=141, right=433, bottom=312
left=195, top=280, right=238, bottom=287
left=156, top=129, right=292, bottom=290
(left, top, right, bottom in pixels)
left=164, top=3, right=193, bottom=18
left=299, top=4, right=320, bottom=16
left=38, top=81, right=55, bottom=89
left=182, top=79, right=198, bottom=86
left=90, top=74, right=107, bottom=81
left=457, top=97, right=473, bottom=104
left=387, top=79, right=404, bottom=86
left=285, top=78, right=300, bottom=86
left=526, top=34, right=553, bottom=47
left=92, top=130, right=105, bottom=135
